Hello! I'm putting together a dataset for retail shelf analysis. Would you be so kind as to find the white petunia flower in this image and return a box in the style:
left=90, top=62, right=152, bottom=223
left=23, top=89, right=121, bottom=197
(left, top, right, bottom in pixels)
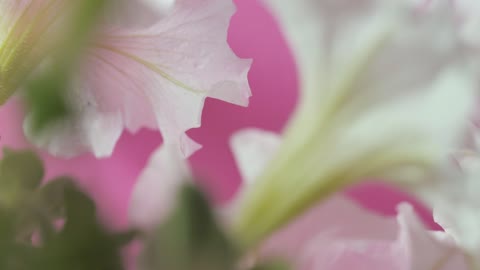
left=129, top=129, right=470, bottom=270
left=0, top=0, right=252, bottom=158
left=230, top=0, right=477, bottom=246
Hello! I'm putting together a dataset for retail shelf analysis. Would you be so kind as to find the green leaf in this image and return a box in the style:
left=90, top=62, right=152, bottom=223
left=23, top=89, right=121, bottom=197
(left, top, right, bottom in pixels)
left=15, top=177, right=74, bottom=243
left=0, top=152, right=133, bottom=269
left=37, top=177, right=77, bottom=219
left=0, top=208, right=37, bottom=270
left=140, top=184, right=238, bottom=270
left=31, top=183, right=130, bottom=270
left=0, top=209, right=16, bottom=265
left=0, top=148, right=44, bottom=208
left=250, top=261, right=291, bottom=270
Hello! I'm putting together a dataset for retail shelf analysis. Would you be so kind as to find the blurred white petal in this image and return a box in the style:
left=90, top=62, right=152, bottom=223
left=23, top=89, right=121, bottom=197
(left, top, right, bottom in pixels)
left=234, top=0, right=476, bottom=245
left=128, top=145, right=191, bottom=230
left=260, top=197, right=468, bottom=270
left=230, top=129, right=281, bottom=185
left=0, top=0, right=251, bottom=158
left=415, top=126, right=480, bottom=267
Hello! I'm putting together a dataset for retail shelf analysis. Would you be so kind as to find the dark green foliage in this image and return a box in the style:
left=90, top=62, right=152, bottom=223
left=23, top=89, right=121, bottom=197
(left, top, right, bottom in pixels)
left=0, top=150, right=291, bottom=270
left=0, top=149, right=132, bottom=270
left=30, top=185, right=127, bottom=270
left=0, top=148, right=44, bottom=208
left=140, top=185, right=239, bottom=270
left=251, top=261, right=291, bottom=270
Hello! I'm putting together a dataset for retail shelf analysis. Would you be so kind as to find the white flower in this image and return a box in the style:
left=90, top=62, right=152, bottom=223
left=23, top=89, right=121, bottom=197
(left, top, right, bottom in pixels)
left=129, top=129, right=470, bottom=270
left=0, top=0, right=251, bottom=158
left=229, top=0, right=477, bottom=246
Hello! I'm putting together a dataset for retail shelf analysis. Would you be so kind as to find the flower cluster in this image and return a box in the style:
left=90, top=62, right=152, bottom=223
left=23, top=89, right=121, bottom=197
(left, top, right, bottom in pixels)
left=1, top=0, right=480, bottom=270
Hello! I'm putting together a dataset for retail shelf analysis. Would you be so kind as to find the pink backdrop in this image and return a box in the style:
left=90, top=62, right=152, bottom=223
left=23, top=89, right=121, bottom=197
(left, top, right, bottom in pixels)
left=0, top=0, right=435, bottom=230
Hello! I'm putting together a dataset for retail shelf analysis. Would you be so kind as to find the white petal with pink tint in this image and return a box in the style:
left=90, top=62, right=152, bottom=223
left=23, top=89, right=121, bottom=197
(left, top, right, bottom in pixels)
left=231, top=0, right=477, bottom=246
left=227, top=125, right=468, bottom=270
left=23, top=87, right=124, bottom=158
left=24, top=0, right=252, bottom=158
left=128, top=145, right=191, bottom=230
left=417, top=127, right=480, bottom=267
left=230, top=129, right=281, bottom=185
left=261, top=199, right=468, bottom=270
left=396, top=204, right=467, bottom=270
left=108, top=0, right=175, bottom=28
left=449, top=0, right=480, bottom=46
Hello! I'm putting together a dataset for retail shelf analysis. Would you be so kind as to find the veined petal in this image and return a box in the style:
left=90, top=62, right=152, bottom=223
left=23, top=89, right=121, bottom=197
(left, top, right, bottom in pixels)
left=25, top=0, right=252, bottom=158
left=0, top=0, right=68, bottom=104
left=128, top=144, right=191, bottom=230
left=233, top=0, right=476, bottom=246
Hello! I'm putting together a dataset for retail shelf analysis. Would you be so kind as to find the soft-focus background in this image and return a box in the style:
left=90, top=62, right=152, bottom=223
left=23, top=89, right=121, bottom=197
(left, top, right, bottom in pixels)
left=0, top=0, right=434, bottom=229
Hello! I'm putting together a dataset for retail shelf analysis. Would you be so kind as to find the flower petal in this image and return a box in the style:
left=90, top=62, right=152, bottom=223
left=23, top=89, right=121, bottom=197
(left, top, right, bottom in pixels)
left=419, top=129, right=480, bottom=264
left=25, top=0, right=252, bottom=158
left=260, top=196, right=398, bottom=261
left=261, top=0, right=463, bottom=102
left=230, top=129, right=281, bottom=185
left=128, top=144, right=191, bottom=230
left=396, top=204, right=467, bottom=270
left=0, top=0, right=67, bottom=103
left=106, top=0, right=175, bottom=28
left=23, top=87, right=124, bottom=158
left=233, top=0, right=477, bottom=245
left=450, top=0, right=480, bottom=46
left=218, top=129, right=281, bottom=222
left=261, top=199, right=468, bottom=270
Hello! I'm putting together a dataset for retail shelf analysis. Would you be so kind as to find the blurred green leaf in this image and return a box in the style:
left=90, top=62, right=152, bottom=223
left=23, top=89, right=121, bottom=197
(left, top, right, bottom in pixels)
left=15, top=177, right=74, bottom=243
left=0, top=208, right=37, bottom=270
left=0, top=147, right=135, bottom=269
left=36, top=177, right=74, bottom=219
left=25, top=0, right=109, bottom=133
left=32, top=184, right=118, bottom=269
left=25, top=70, right=71, bottom=133
left=250, top=261, right=291, bottom=270
left=0, top=148, right=44, bottom=208
left=140, top=184, right=238, bottom=270
left=0, top=209, right=16, bottom=266
left=31, top=183, right=130, bottom=270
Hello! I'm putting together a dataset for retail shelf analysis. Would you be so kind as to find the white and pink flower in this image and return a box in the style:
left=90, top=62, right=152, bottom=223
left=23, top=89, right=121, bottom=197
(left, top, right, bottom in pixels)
left=0, top=0, right=252, bottom=158
left=129, top=129, right=470, bottom=270
left=230, top=0, right=477, bottom=246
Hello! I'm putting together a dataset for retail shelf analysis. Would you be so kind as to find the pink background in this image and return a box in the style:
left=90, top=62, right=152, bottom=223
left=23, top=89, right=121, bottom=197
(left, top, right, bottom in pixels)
left=0, top=0, right=434, bottom=230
